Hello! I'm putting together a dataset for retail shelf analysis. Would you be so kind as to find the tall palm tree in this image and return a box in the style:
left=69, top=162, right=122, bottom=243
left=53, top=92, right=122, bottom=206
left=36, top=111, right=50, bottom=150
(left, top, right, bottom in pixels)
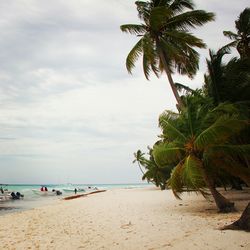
left=152, top=95, right=250, bottom=212
left=204, top=47, right=230, bottom=105
left=204, top=47, right=250, bottom=104
left=223, top=8, right=250, bottom=59
left=120, top=0, right=215, bottom=109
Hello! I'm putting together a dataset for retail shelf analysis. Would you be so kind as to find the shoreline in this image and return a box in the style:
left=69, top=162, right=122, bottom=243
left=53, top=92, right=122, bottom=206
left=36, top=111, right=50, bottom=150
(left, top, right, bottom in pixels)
left=0, top=187, right=249, bottom=249
left=0, top=184, right=150, bottom=215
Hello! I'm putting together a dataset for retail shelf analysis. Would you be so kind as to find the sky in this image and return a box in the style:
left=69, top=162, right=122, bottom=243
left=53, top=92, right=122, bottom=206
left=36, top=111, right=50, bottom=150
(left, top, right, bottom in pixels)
left=0, top=0, right=248, bottom=184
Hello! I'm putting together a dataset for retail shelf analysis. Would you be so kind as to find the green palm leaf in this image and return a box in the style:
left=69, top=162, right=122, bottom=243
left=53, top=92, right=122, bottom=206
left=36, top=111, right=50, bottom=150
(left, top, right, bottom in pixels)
left=153, top=142, right=185, bottom=166
left=166, top=10, right=215, bottom=30
left=158, top=37, right=183, bottom=62
left=207, top=144, right=250, bottom=162
left=150, top=6, right=173, bottom=31
left=169, top=0, right=194, bottom=12
left=135, top=1, right=151, bottom=22
left=163, top=30, right=206, bottom=48
left=120, top=24, right=147, bottom=35
left=223, top=31, right=239, bottom=40
left=223, top=8, right=250, bottom=58
left=125, top=38, right=144, bottom=73
left=209, top=157, right=250, bottom=186
left=194, top=116, right=248, bottom=150
left=158, top=111, right=187, bottom=142
left=142, top=34, right=160, bottom=79
left=167, top=162, right=184, bottom=199
left=182, top=155, right=206, bottom=190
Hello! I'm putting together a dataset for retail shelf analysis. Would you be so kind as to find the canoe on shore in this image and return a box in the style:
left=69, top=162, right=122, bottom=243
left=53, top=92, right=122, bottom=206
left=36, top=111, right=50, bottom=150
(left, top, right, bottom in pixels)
left=63, top=190, right=106, bottom=200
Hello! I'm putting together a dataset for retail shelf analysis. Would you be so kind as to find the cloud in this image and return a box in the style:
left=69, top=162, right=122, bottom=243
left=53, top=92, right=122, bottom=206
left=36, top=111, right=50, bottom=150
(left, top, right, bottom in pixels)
left=0, top=0, right=248, bottom=184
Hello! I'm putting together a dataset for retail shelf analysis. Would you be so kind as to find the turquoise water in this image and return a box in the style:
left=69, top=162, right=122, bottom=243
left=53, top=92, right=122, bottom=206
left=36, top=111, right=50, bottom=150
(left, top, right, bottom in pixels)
left=0, top=183, right=152, bottom=215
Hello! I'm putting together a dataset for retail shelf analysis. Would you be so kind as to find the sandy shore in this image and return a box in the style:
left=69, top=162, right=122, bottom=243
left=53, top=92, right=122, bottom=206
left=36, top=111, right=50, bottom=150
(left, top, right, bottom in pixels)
left=0, top=187, right=249, bottom=250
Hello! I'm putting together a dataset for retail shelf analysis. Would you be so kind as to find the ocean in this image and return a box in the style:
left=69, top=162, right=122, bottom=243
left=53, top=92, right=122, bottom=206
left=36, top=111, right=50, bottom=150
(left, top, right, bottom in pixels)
left=0, top=183, right=152, bottom=215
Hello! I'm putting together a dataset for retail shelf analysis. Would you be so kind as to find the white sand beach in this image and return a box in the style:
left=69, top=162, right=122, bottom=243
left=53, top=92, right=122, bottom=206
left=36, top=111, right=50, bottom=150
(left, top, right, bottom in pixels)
left=0, top=187, right=249, bottom=250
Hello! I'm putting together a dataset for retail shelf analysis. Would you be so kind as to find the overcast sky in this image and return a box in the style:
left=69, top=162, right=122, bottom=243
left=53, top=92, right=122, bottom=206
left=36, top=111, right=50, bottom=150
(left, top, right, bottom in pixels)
left=0, top=0, right=248, bottom=184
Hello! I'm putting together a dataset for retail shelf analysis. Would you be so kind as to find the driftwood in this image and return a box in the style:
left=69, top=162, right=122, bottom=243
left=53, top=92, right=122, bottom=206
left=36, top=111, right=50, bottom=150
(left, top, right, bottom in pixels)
left=221, top=202, right=250, bottom=232
left=63, top=189, right=106, bottom=200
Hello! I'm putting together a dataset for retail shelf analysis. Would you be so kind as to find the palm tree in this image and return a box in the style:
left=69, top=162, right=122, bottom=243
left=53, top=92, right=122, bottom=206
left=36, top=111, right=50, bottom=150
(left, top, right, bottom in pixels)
left=204, top=47, right=250, bottom=104
left=204, top=47, right=230, bottom=105
left=133, top=150, right=146, bottom=175
left=120, top=0, right=215, bottom=109
left=223, top=8, right=250, bottom=59
left=133, top=148, right=172, bottom=189
left=152, top=95, right=250, bottom=212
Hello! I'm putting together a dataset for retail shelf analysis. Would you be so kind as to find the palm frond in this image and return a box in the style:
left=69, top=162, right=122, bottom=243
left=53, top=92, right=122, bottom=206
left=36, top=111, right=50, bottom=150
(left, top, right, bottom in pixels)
left=221, top=41, right=238, bottom=50
left=223, top=31, right=239, bottom=40
left=182, top=155, right=206, bottom=190
left=209, top=157, right=250, bottom=185
left=212, top=102, right=239, bottom=116
left=159, top=115, right=187, bottom=142
left=142, top=34, right=160, bottom=79
left=158, top=37, right=184, bottom=62
left=143, top=52, right=151, bottom=80
left=164, top=30, right=206, bottom=48
left=208, top=144, right=250, bottom=162
left=125, top=38, right=144, bottom=74
left=135, top=1, right=151, bottom=22
left=167, top=162, right=184, bottom=199
left=174, top=45, right=200, bottom=77
left=159, top=110, right=179, bottom=124
left=174, top=82, right=194, bottom=93
left=149, top=6, right=173, bottom=31
left=166, top=10, right=215, bottom=30
left=169, top=0, right=195, bottom=13
left=120, top=24, right=147, bottom=35
left=153, top=142, right=185, bottom=166
left=235, top=8, right=250, bottom=35
left=194, top=116, right=248, bottom=150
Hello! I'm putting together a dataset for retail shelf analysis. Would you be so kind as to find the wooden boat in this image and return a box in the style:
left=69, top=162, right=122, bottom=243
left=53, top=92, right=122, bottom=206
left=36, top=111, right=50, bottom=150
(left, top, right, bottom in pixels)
left=0, top=192, right=12, bottom=201
left=0, top=186, right=12, bottom=201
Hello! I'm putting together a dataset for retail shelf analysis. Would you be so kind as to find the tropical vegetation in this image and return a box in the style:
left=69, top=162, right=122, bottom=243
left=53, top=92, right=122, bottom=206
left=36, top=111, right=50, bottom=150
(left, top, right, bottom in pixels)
left=122, top=1, right=250, bottom=229
left=223, top=8, right=250, bottom=59
left=120, top=0, right=215, bottom=108
left=153, top=96, right=249, bottom=212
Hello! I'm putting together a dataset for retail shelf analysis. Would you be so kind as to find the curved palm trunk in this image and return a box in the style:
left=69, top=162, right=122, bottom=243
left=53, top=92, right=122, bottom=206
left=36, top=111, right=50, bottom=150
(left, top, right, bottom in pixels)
left=202, top=170, right=235, bottom=212
left=137, top=163, right=145, bottom=175
left=156, top=45, right=184, bottom=111
left=221, top=202, right=250, bottom=231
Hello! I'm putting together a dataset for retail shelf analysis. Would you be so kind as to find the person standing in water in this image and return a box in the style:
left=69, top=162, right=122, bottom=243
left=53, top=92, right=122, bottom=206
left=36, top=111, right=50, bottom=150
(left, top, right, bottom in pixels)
left=74, top=188, right=77, bottom=194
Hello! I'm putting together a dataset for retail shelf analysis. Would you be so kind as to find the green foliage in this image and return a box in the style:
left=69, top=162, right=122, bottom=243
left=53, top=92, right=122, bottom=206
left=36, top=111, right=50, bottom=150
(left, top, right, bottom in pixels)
left=204, top=48, right=250, bottom=104
left=153, top=142, right=185, bottom=166
left=182, top=155, right=205, bottom=192
left=133, top=148, right=173, bottom=190
left=130, top=7, right=250, bottom=208
left=223, top=8, right=250, bottom=59
left=120, top=0, right=215, bottom=107
left=153, top=94, right=250, bottom=198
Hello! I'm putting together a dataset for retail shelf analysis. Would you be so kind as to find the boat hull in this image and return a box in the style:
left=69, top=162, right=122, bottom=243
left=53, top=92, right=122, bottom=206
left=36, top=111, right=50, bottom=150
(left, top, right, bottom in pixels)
left=62, top=188, right=85, bottom=193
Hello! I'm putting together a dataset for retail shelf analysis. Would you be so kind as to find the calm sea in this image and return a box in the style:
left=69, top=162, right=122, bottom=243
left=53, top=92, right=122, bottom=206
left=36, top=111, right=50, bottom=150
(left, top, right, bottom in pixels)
left=0, top=183, right=152, bottom=215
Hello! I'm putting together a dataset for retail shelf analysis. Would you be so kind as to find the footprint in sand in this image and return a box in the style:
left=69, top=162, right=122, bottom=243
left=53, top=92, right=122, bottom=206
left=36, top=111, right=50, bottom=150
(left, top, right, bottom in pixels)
left=120, top=221, right=133, bottom=229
